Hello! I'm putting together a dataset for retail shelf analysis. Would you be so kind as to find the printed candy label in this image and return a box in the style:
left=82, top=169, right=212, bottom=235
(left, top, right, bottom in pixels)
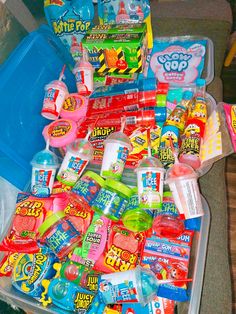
left=101, top=144, right=129, bottom=180
left=92, top=189, right=128, bottom=220
left=147, top=39, right=207, bottom=85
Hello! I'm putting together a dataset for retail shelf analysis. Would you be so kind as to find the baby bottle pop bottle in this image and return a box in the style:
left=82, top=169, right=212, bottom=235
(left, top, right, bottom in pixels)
left=31, top=141, right=59, bottom=197
left=165, top=137, right=204, bottom=220
left=57, top=128, right=94, bottom=187
left=100, top=118, right=132, bottom=181
left=98, top=266, right=159, bottom=306
left=135, top=129, right=165, bottom=210
left=73, top=46, right=94, bottom=96
left=41, top=66, right=68, bottom=120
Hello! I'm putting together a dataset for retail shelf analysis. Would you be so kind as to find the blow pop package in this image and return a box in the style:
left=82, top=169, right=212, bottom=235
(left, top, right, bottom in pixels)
left=144, top=36, right=214, bottom=86
left=97, top=0, right=153, bottom=49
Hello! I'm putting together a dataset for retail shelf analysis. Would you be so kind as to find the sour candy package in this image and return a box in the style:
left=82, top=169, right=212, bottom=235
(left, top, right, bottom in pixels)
left=0, top=193, right=52, bottom=253
left=97, top=0, right=153, bottom=48
left=44, top=0, right=94, bottom=60
left=145, top=36, right=213, bottom=85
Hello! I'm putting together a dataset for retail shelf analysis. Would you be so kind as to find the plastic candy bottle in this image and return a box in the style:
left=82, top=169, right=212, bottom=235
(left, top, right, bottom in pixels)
left=57, top=128, right=94, bottom=186
left=98, top=266, right=159, bottom=306
left=73, top=48, right=94, bottom=96
left=41, top=66, right=68, bottom=120
left=179, top=79, right=207, bottom=170
left=31, top=141, right=59, bottom=197
left=100, top=118, right=132, bottom=180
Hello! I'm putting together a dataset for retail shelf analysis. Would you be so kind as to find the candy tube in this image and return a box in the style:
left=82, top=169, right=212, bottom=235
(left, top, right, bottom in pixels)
left=179, top=118, right=205, bottom=170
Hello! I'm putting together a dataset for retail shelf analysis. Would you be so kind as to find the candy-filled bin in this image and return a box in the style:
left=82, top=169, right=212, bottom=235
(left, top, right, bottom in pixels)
left=0, top=16, right=220, bottom=314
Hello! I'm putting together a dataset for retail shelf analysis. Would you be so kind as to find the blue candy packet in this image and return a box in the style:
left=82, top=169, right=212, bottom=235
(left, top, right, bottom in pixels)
left=44, top=0, right=94, bottom=60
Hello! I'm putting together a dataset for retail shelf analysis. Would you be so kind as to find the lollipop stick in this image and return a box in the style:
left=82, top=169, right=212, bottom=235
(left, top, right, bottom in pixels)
left=169, top=135, right=179, bottom=164
left=147, top=128, right=152, bottom=158
left=45, top=139, right=50, bottom=151
left=120, top=116, right=126, bottom=133
left=59, top=65, right=66, bottom=81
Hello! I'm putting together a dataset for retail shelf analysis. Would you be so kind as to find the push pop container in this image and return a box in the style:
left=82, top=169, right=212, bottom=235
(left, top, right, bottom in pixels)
left=0, top=26, right=210, bottom=314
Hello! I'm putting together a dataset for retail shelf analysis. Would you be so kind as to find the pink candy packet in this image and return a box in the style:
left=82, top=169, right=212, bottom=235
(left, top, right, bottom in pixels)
left=223, top=103, right=236, bottom=152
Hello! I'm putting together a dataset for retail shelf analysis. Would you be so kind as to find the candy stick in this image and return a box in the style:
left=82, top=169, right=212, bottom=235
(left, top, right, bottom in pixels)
left=158, top=278, right=192, bottom=285
left=120, top=116, right=126, bottom=133
left=147, top=127, right=152, bottom=157
left=169, top=135, right=179, bottom=164
left=59, top=65, right=66, bottom=82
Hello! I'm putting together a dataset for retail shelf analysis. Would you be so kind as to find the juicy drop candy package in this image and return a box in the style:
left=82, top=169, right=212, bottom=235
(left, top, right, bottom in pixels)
left=145, top=36, right=214, bottom=86
left=97, top=0, right=153, bottom=49
left=44, top=0, right=94, bottom=60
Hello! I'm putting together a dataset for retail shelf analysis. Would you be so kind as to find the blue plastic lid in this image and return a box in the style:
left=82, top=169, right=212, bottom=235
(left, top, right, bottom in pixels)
left=182, top=90, right=194, bottom=100
left=154, top=107, right=167, bottom=122
left=31, top=148, right=59, bottom=169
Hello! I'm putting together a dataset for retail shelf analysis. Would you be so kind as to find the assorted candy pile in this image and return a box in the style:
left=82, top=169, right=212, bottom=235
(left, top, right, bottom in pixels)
left=0, top=1, right=233, bottom=314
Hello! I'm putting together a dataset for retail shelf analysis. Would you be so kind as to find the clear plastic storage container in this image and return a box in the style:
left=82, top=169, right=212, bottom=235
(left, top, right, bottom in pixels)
left=0, top=26, right=210, bottom=314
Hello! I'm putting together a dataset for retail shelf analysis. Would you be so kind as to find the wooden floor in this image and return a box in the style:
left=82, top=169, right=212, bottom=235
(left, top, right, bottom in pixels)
left=226, top=154, right=236, bottom=313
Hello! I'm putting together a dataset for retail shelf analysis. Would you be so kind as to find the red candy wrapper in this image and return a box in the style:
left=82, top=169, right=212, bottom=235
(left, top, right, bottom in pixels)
left=63, top=193, right=94, bottom=235
left=94, top=222, right=146, bottom=273
left=0, top=193, right=52, bottom=253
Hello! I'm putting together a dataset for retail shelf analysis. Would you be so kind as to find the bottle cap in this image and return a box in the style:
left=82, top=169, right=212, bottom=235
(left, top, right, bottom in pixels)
left=38, top=211, right=65, bottom=236
left=122, top=208, right=153, bottom=232
left=154, top=107, right=167, bottom=123
left=105, top=178, right=133, bottom=198
left=31, top=148, right=59, bottom=169
left=82, top=171, right=105, bottom=187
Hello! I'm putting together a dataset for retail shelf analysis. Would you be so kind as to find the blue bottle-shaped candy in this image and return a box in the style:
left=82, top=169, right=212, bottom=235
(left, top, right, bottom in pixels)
left=44, top=0, right=94, bottom=60
left=31, top=141, right=59, bottom=197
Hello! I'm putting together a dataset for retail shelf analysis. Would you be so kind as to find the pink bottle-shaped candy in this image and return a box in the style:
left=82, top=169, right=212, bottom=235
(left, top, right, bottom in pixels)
left=116, top=1, right=129, bottom=23
left=41, top=66, right=68, bottom=120
left=73, top=47, right=94, bottom=96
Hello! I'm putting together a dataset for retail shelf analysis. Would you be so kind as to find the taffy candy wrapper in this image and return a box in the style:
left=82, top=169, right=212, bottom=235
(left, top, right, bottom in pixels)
left=0, top=193, right=53, bottom=253
left=93, top=222, right=146, bottom=274
left=52, top=180, right=73, bottom=194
